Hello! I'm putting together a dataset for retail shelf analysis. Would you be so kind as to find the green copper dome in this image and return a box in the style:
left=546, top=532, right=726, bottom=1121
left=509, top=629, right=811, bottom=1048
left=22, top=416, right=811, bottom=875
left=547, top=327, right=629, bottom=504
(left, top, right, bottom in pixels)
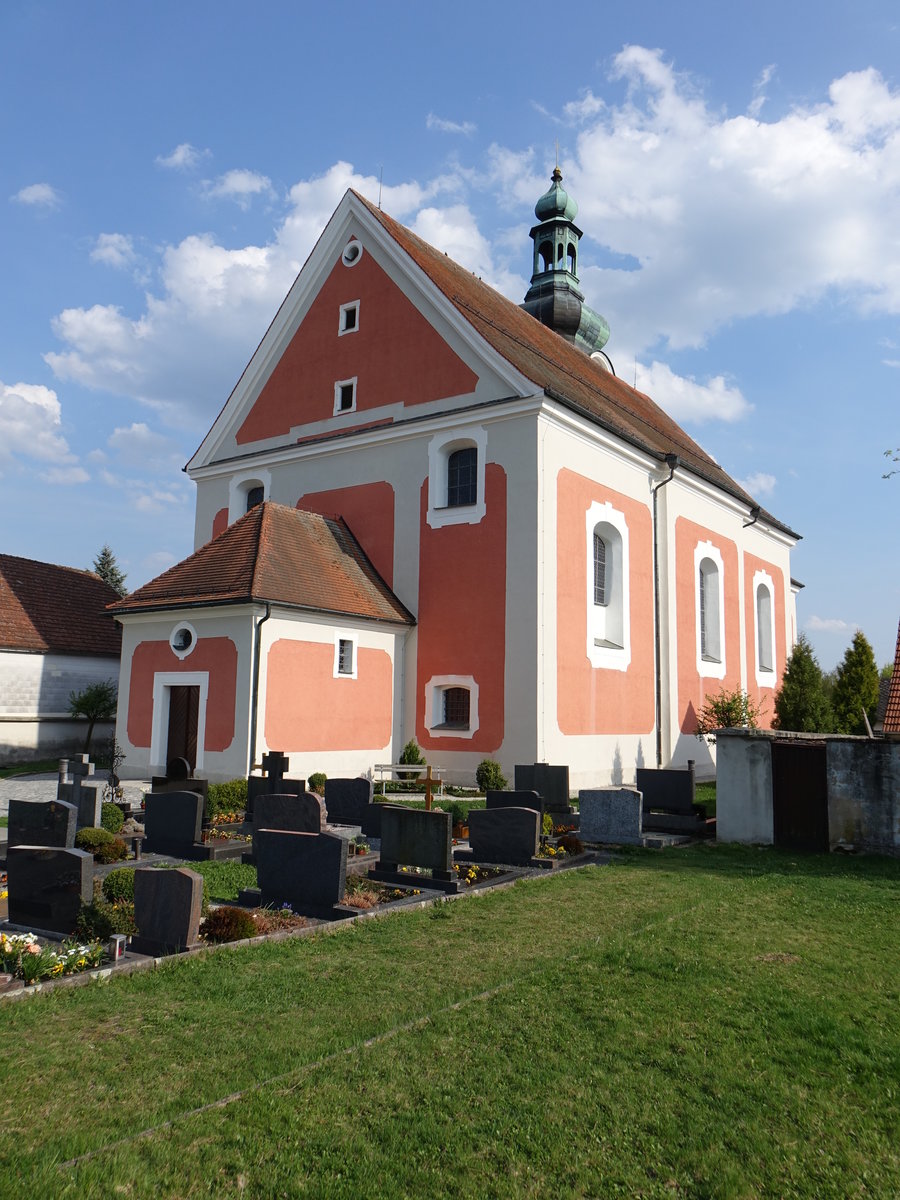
left=534, top=166, right=578, bottom=222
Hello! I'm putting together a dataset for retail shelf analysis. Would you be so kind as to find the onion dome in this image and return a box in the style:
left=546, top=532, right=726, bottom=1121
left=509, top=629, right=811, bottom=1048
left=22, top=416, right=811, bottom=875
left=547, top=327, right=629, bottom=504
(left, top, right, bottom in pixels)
left=534, top=167, right=578, bottom=222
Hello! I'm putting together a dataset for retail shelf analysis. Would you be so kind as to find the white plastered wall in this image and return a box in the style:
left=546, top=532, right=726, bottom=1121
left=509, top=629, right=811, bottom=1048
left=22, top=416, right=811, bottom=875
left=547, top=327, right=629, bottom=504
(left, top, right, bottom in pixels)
left=0, top=650, right=120, bottom=760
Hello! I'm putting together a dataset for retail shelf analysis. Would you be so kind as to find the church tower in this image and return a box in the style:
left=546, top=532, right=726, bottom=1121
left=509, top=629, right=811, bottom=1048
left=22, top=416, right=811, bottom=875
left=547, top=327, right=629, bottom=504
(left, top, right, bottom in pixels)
left=521, top=167, right=610, bottom=358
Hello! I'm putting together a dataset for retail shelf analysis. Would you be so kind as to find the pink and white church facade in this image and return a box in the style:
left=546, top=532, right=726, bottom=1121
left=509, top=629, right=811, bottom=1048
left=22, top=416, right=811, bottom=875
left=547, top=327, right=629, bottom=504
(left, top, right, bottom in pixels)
left=110, top=178, right=799, bottom=787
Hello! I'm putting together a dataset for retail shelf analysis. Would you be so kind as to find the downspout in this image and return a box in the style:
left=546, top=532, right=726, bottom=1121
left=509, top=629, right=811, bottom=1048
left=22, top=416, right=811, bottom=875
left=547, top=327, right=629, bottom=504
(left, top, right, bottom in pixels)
left=249, top=602, right=271, bottom=773
left=652, top=455, right=678, bottom=768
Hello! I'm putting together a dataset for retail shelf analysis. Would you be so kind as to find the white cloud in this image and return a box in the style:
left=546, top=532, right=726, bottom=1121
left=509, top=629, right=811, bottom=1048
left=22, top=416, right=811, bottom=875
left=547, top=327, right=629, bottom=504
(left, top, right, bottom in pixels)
left=427, top=113, right=476, bottom=135
left=634, top=360, right=751, bottom=423
left=748, top=64, right=776, bottom=117
left=736, top=471, right=777, bottom=497
left=202, top=169, right=274, bottom=208
left=563, top=90, right=606, bottom=122
left=0, top=380, right=76, bottom=464
left=91, top=233, right=137, bottom=269
left=806, top=615, right=856, bottom=633
left=42, top=465, right=89, bottom=485
left=134, top=489, right=183, bottom=514
left=156, top=143, right=209, bottom=170
left=106, top=422, right=183, bottom=468
left=11, top=183, right=62, bottom=209
left=882, top=358, right=900, bottom=368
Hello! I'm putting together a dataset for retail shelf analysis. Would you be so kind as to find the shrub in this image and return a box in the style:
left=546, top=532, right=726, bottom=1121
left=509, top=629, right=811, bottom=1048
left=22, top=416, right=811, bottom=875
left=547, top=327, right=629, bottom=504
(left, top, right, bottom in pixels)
left=694, top=687, right=763, bottom=743
left=201, top=906, right=259, bottom=944
left=206, top=779, right=248, bottom=820
left=559, top=834, right=584, bottom=855
left=75, top=898, right=136, bottom=940
left=102, top=868, right=136, bottom=904
left=100, top=801, right=125, bottom=834
left=832, top=630, right=880, bottom=734
left=308, top=772, right=327, bottom=795
left=475, top=759, right=507, bottom=793
left=398, top=739, right=425, bottom=780
left=75, top=827, right=115, bottom=854
left=774, top=635, right=833, bottom=732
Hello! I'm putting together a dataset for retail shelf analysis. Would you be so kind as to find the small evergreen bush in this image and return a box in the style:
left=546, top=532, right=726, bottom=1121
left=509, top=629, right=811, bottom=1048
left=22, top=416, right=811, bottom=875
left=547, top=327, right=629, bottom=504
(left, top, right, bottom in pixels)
left=308, top=772, right=327, bottom=795
left=75, top=898, right=136, bottom=940
left=102, top=868, right=136, bottom=904
left=206, top=778, right=248, bottom=820
left=76, top=827, right=127, bottom=864
left=475, top=759, right=507, bottom=793
left=398, top=739, right=425, bottom=780
left=202, top=906, right=259, bottom=943
left=100, top=801, right=125, bottom=834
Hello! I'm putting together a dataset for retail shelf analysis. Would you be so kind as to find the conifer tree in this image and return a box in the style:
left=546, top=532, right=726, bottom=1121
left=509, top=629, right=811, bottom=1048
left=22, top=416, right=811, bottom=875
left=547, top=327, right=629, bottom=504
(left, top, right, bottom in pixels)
left=92, top=544, right=127, bottom=596
left=831, top=630, right=880, bottom=734
left=773, top=635, right=832, bottom=732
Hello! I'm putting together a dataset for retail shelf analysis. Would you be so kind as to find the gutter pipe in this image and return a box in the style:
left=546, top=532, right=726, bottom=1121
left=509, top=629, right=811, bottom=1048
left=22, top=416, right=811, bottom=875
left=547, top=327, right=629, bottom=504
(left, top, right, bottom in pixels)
left=249, top=602, right=272, bottom=773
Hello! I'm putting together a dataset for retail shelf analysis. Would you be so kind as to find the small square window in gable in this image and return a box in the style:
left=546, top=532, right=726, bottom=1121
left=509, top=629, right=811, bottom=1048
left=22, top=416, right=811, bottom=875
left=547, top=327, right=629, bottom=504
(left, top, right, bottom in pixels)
left=339, top=301, right=359, bottom=335
left=334, top=377, right=357, bottom=415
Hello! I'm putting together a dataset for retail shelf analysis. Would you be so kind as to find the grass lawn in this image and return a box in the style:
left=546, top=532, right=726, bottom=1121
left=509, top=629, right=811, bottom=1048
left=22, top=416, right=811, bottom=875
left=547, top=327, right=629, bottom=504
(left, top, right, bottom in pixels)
left=1, top=845, right=898, bottom=1198
left=0, top=758, right=61, bottom=779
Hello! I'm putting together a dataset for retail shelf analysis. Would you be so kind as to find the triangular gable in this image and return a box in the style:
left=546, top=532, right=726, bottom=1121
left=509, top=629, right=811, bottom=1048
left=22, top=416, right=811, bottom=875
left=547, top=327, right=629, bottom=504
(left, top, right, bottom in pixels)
left=189, top=192, right=532, bottom=471
left=236, top=246, right=479, bottom=444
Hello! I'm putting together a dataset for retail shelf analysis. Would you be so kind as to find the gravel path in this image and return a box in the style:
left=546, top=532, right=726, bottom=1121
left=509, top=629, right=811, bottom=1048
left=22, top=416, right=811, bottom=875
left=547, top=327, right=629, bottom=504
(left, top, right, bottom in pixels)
left=0, top=774, right=151, bottom=818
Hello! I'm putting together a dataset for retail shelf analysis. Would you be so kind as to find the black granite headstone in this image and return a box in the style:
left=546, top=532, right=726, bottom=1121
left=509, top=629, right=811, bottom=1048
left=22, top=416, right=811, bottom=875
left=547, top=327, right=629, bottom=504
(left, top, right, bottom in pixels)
left=6, top=846, right=93, bottom=934
left=514, top=764, right=573, bottom=814
left=131, top=867, right=203, bottom=955
left=467, top=807, right=540, bottom=866
left=143, top=790, right=204, bottom=856
left=378, top=806, right=452, bottom=874
left=486, top=789, right=543, bottom=817
left=256, top=829, right=348, bottom=913
left=57, top=755, right=102, bottom=829
left=324, top=778, right=381, bottom=836
left=8, top=798, right=78, bottom=849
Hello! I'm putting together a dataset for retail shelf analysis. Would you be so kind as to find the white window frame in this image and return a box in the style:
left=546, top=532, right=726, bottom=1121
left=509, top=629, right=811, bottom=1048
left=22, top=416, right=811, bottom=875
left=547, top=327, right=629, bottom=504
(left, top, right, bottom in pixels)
left=333, top=633, right=358, bottom=680
left=423, top=674, right=479, bottom=739
left=149, top=671, right=209, bottom=774
left=426, top=426, right=487, bottom=529
left=333, top=376, right=357, bottom=416
left=585, top=501, right=631, bottom=671
left=695, top=541, right=726, bottom=679
left=227, top=469, right=271, bottom=525
left=169, top=621, right=198, bottom=661
left=338, top=300, right=360, bottom=336
left=754, top=569, right=776, bottom=684
left=341, top=238, right=363, bottom=268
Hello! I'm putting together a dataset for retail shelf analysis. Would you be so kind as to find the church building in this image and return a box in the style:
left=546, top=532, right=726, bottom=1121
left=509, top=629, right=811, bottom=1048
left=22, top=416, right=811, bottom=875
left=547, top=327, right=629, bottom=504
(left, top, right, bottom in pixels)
left=110, top=173, right=799, bottom=787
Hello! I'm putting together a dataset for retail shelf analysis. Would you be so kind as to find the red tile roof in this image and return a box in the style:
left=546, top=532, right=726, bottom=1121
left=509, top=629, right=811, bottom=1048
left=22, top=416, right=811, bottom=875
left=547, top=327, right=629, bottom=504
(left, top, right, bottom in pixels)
left=357, top=192, right=797, bottom=537
left=109, top=502, right=415, bottom=625
left=882, top=619, right=900, bottom=734
left=0, top=555, right=122, bottom=656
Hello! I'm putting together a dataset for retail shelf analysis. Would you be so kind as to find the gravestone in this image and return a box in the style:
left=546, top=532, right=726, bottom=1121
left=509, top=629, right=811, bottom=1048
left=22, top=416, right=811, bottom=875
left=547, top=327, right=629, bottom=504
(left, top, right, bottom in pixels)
left=324, top=777, right=381, bottom=837
left=131, top=867, right=203, bottom=956
left=579, top=788, right=643, bottom=845
left=486, top=789, right=543, bottom=818
left=369, top=805, right=456, bottom=891
left=150, top=757, right=209, bottom=805
left=244, top=792, right=327, bottom=863
left=514, top=764, right=574, bottom=816
left=57, top=755, right=102, bottom=829
left=253, top=829, right=348, bottom=914
left=8, top=798, right=77, bottom=849
left=143, top=790, right=204, bottom=856
left=246, top=750, right=305, bottom=821
left=636, top=763, right=707, bottom=835
left=466, top=807, right=540, bottom=866
left=6, top=846, right=93, bottom=935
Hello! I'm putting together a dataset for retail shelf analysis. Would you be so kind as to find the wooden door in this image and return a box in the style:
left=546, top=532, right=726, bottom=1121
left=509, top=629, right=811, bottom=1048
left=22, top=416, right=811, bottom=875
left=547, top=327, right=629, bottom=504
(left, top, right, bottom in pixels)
left=166, top=686, right=199, bottom=772
left=772, top=741, right=828, bottom=852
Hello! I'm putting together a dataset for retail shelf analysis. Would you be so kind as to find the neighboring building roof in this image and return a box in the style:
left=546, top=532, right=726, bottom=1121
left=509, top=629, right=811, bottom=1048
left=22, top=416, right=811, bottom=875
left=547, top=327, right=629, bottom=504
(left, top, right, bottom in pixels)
left=356, top=192, right=799, bottom=539
left=882, top=619, right=900, bottom=734
left=109, top=502, right=415, bottom=626
left=0, top=554, right=122, bottom=656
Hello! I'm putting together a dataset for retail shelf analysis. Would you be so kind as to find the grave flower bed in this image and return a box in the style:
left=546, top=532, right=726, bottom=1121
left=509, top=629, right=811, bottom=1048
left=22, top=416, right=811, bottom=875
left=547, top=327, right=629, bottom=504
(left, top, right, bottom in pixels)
left=452, top=863, right=506, bottom=886
left=0, top=931, right=106, bottom=985
left=343, top=875, right=422, bottom=909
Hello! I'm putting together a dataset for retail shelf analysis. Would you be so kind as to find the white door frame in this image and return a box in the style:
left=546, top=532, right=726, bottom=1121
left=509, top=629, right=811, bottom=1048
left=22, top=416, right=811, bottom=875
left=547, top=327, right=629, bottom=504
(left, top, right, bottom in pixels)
left=150, top=672, right=210, bottom=773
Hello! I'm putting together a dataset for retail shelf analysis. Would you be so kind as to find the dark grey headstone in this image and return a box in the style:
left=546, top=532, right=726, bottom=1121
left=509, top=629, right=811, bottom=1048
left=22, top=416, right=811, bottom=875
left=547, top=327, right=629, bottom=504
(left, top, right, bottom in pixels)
left=131, top=867, right=203, bottom=955
left=468, top=807, right=540, bottom=866
left=8, top=798, right=78, bottom=849
left=579, top=788, right=643, bottom=844
left=324, top=777, right=372, bottom=822
left=150, top=776, right=209, bottom=803
left=253, top=793, right=326, bottom=848
left=486, top=789, right=543, bottom=817
left=57, top=754, right=102, bottom=829
left=514, top=764, right=572, bottom=813
left=379, top=806, right=452, bottom=873
left=636, top=766, right=695, bottom=815
left=246, top=774, right=305, bottom=821
left=7, top=846, right=93, bottom=934
left=256, top=829, right=348, bottom=912
left=143, top=790, right=204, bottom=855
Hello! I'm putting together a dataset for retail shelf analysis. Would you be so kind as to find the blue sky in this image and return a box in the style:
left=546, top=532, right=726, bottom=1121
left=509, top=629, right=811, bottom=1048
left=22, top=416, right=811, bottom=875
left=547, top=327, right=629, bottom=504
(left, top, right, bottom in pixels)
left=2, top=1, right=898, bottom=672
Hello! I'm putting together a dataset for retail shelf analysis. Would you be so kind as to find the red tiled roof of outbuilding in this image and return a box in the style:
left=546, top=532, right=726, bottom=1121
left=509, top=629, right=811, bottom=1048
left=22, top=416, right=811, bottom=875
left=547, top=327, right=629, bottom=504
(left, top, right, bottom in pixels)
left=108, top=502, right=415, bottom=626
left=356, top=192, right=797, bottom=537
left=0, top=555, right=121, bottom=656
left=882, top=618, right=900, bottom=734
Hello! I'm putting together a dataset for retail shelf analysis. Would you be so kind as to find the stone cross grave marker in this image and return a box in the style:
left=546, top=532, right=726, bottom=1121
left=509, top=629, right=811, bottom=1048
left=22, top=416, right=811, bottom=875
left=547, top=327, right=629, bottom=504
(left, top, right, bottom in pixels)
left=58, top=754, right=102, bottom=829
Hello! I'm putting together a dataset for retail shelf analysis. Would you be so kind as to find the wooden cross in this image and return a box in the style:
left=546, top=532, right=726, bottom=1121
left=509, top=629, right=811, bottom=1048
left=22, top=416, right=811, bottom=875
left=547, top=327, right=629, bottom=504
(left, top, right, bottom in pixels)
left=423, top=765, right=440, bottom=812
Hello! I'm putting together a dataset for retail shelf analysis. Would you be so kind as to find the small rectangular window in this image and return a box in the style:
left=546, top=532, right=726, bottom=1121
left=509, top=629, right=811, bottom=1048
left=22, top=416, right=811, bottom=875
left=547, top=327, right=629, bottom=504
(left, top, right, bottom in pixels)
left=334, top=378, right=357, bottom=414
left=338, top=639, right=354, bottom=675
left=441, top=686, right=470, bottom=728
left=339, top=301, right=359, bottom=334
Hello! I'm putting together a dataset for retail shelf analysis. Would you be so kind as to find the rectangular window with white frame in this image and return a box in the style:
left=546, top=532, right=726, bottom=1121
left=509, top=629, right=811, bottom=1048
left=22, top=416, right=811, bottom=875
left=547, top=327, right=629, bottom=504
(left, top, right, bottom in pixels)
left=754, top=570, right=776, bottom=684
left=585, top=500, right=631, bottom=671
left=334, top=377, right=357, bottom=415
left=694, top=540, right=726, bottom=679
left=333, top=633, right=358, bottom=679
left=338, top=300, right=360, bottom=335
left=424, top=675, right=479, bottom=739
